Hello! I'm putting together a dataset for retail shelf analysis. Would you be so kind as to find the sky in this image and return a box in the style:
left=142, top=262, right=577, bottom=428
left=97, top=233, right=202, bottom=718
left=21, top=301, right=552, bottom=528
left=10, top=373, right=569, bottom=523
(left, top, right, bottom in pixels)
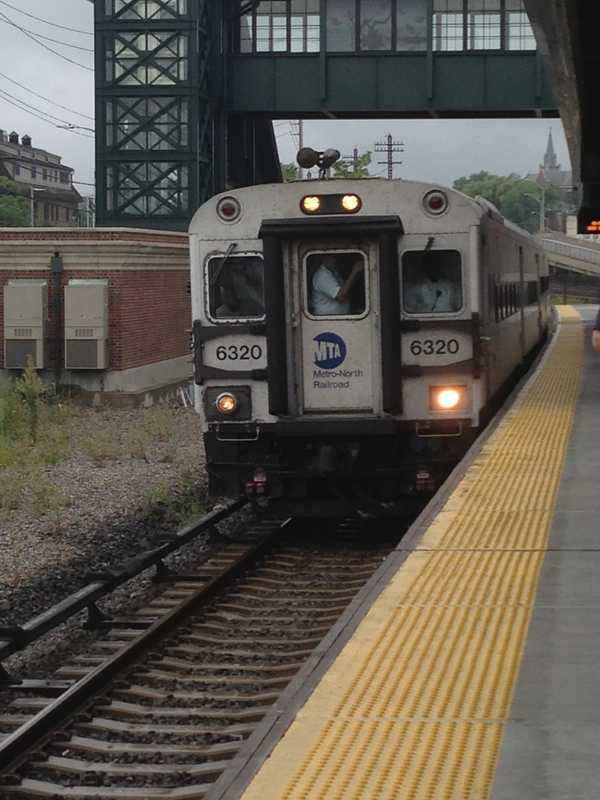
left=0, top=0, right=572, bottom=195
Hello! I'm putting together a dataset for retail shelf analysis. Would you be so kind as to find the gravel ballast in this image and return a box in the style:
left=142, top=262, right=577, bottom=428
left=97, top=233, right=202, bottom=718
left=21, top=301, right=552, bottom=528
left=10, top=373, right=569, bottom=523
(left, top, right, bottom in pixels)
left=0, top=402, right=247, bottom=682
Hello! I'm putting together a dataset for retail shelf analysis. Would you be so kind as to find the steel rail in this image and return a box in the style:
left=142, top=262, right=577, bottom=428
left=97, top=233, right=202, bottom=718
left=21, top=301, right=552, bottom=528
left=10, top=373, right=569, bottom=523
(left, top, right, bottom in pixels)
left=0, top=498, right=247, bottom=668
left=0, top=517, right=291, bottom=774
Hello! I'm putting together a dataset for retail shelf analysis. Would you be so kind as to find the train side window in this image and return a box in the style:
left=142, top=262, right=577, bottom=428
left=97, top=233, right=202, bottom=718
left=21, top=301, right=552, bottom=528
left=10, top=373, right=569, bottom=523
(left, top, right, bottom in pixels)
left=306, top=251, right=367, bottom=317
left=207, top=254, right=265, bottom=320
left=402, top=249, right=462, bottom=314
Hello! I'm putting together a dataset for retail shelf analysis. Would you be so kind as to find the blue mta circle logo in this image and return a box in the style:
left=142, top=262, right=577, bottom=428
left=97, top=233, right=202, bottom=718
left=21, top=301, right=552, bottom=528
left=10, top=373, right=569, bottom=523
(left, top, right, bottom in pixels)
left=314, top=332, right=347, bottom=369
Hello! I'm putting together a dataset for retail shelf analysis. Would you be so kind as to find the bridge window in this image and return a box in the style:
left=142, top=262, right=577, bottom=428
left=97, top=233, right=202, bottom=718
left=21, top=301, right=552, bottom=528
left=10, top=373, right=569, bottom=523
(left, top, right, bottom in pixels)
left=241, top=0, right=320, bottom=54
left=397, top=0, right=427, bottom=51
left=360, top=0, right=392, bottom=51
left=256, top=2, right=288, bottom=52
left=506, top=0, right=535, bottom=50
left=238, top=0, right=534, bottom=54
left=433, top=0, right=534, bottom=51
left=467, top=0, right=501, bottom=50
left=433, top=0, right=464, bottom=51
left=327, top=0, right=355, bottom=51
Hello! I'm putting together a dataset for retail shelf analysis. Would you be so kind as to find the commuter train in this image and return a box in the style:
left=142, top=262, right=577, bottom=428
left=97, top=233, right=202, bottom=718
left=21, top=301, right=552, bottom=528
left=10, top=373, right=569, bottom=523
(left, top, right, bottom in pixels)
left=190, top=175, right=549, bottom=516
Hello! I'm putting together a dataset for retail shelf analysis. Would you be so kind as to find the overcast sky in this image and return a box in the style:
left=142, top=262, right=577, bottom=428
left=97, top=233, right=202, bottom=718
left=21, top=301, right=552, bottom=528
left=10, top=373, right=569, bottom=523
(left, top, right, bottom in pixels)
left=0, top=0, right=572, bottom=194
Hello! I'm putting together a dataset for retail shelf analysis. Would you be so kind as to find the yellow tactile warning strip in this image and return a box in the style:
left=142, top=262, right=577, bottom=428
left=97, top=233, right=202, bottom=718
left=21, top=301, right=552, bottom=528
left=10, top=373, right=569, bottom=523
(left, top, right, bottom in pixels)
left=242, top=307, right=584, bottom=800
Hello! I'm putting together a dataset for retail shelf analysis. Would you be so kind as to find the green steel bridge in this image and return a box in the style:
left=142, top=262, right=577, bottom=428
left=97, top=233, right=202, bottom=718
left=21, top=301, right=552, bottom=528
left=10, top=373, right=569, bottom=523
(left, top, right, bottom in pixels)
left=93, top=1, right=557, bottom=231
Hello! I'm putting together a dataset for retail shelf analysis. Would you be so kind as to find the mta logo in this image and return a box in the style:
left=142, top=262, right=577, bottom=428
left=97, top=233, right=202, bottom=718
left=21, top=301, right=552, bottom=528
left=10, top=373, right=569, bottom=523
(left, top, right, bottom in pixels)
left=314, top=332, right=347, bottom=369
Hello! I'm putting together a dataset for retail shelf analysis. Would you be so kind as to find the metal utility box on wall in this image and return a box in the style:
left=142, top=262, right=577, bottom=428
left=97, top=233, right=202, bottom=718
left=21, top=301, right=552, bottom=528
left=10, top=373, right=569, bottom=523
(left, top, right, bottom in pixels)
left=64, top=279, right=109, bottom=370
left=3, top=280, right=48, bottom=369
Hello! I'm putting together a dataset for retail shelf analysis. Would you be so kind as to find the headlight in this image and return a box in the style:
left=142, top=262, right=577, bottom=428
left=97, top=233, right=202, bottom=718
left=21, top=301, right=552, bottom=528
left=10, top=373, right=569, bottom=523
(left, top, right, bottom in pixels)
left=301, top=195, right=321, bottom=214
left=430, top=386, right=466, bottom=412
left=341, top=194, right=361, bottom=212
left=215, top=392, right=238, bottom=415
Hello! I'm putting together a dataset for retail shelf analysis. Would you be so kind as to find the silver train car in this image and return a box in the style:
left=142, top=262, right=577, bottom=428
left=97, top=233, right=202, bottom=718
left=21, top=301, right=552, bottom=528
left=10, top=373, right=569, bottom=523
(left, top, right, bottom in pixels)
left=190, top=179, right=549, bottom=515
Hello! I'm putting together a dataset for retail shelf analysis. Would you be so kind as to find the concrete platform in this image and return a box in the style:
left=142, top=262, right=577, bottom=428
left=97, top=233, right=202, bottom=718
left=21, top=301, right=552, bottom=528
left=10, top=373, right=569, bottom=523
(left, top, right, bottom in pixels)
left=226, top=306, right=598, bottom=800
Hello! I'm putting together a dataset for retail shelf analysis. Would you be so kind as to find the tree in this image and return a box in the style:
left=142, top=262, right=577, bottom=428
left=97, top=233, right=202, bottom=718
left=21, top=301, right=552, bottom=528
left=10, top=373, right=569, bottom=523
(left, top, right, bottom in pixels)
left=281, top=163, right=299, bottom=182
left=0, top=177, right=28, bottom=227
left=333, top=150, right=372, bottom=179
left=453, top=171, right=563, bottom=233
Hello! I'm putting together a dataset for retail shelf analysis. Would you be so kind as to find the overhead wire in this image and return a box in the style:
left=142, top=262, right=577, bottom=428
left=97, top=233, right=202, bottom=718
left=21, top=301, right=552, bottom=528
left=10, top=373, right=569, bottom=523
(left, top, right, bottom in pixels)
left=0, top=11, right=94, bottom=72
left=0, top=0, right=93, bottom=36
left=0, top=87, right=82, bottom=127
left=0, top=70, right=94, bottom=121
left=0, top=91, right=94, bottom=139
left=0, top=15, right=94, bottom=52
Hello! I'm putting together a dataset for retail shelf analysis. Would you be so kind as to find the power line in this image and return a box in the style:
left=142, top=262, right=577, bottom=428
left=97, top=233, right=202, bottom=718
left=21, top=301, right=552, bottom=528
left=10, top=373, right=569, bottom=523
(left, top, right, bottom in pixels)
left=0, top=92, right=94, bottom=139
left=0, top=70, right=94, bottom=121
left=0, top=0, right=93, bottom=36
left=0, top=11, right=94, bottom=72
left=0, top=15, right=94, bottom=52
left=0, top=87, right=81, bottom=127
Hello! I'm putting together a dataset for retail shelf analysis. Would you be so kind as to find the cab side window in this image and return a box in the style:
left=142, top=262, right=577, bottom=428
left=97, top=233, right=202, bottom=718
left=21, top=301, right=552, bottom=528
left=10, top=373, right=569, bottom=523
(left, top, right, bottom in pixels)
left=402, top=250, right=462, bottom=313
left=207, top=254, right=265, bottom=320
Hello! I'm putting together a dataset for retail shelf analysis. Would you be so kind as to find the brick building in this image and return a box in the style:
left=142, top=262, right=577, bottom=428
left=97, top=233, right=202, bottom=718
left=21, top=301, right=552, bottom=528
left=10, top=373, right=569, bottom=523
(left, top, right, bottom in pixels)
left=0, top=130, right=82, bottom=227
left=0, top=228, right=192, bottom=404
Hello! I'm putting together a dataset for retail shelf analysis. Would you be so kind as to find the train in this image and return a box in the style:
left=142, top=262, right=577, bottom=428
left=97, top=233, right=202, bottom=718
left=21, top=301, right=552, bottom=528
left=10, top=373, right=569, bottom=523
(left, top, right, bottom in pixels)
left=189, top=166, right=549, bottom=516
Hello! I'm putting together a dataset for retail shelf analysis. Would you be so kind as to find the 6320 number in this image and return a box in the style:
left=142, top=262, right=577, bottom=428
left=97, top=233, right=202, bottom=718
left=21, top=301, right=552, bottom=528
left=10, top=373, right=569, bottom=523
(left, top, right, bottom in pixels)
left=216, top=344, right=264, bottom=361
left=409, top=339, right=460, bottom=356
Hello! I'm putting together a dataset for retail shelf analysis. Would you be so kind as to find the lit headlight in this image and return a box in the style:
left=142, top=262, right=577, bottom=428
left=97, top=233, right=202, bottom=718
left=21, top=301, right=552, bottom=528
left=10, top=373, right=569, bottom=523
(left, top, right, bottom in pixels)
left=341, top=194, right=361, bottom=212
left=301, top=195, right=321, bottom=214
left=215, top=392, right=238, bottom=415
left=430, top=386, right=465, bottom=412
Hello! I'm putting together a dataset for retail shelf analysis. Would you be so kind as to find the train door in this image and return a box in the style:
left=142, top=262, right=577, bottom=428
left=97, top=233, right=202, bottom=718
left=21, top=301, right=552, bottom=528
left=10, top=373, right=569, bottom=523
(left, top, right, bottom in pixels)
left=294, top=242, right=378, bottom=413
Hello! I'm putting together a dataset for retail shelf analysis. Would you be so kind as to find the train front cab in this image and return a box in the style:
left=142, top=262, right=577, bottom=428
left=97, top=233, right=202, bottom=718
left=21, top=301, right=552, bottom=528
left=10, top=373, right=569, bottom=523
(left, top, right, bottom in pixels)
left=196, top=200, right=483, bottom=513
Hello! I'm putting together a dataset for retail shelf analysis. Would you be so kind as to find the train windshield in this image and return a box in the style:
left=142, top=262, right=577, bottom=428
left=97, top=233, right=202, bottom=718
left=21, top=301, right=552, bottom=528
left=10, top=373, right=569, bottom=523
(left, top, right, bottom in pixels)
left=207, top=254, right=265, bottom=320
left=402, top=250, right=462, bottom=313
left=305, top=251, right=367, bottom=317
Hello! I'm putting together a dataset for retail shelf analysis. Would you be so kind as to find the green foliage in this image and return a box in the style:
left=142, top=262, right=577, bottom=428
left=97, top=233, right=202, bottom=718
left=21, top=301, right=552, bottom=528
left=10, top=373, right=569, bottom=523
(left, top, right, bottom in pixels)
left=0, top=176, right=29, bottom=227
left=14, top=357, right=47, bottom=444
left=453, top=171, right=564, bottom=233
left=281, top=162, right=299, bottom=182
left=333, top=151, right=372, bottom=179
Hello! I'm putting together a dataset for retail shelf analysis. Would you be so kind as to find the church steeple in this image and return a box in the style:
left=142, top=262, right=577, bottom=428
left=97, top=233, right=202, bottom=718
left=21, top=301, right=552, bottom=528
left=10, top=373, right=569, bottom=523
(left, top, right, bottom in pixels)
left=542, top=129, right=559, bottom=171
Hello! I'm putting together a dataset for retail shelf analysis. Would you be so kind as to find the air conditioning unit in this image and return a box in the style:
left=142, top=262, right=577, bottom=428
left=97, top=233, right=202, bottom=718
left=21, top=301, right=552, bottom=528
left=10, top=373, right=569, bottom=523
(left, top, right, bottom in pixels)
left=64, top=280, right=109, bottom=370
left=3, top=280, right=47, bottom=369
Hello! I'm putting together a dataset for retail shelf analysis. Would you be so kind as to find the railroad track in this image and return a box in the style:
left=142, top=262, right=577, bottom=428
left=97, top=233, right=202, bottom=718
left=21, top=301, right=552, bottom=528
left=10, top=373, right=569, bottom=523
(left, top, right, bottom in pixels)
left=0, top=516, right=399, bottom=799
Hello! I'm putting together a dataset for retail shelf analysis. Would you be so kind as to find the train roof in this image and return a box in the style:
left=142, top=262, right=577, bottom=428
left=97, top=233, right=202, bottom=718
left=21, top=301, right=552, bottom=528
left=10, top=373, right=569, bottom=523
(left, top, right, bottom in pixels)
left=189, top=179, right=535, bottom=243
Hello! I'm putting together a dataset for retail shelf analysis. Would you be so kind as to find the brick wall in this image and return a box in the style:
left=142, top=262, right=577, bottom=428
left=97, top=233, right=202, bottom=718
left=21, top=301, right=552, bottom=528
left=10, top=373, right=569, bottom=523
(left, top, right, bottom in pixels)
left=0, top=229, right=191, bottom=373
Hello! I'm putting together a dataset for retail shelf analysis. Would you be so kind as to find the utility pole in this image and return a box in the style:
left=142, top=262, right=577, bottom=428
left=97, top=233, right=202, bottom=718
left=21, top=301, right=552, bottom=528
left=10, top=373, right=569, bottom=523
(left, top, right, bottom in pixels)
left=342, top=147, right=359, bottom=171
left=291, top=120, right=304, bottom=178
left=374, top=134, right=404, bottom=180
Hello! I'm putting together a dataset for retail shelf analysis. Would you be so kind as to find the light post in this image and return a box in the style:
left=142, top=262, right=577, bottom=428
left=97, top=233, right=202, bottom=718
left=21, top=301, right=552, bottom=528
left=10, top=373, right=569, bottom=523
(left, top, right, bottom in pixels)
left=524, top=185, right=546, bottom=233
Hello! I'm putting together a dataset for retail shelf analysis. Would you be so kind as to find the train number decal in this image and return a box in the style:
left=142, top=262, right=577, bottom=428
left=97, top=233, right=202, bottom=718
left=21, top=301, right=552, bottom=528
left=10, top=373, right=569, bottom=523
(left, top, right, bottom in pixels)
left=216, top=344, right=264, bottom=361
left=409, top=338, right=460, bottom=356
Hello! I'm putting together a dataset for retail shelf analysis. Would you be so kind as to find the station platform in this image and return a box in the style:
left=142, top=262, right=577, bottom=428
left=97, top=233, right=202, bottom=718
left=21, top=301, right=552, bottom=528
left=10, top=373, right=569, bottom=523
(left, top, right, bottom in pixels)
left=235, top=306, right=598, bottom=799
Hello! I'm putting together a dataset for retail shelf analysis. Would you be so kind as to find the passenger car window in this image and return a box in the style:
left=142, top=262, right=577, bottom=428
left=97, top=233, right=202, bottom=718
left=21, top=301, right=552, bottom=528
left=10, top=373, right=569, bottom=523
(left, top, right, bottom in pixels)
left=207, top=254, right=264, bottom=320
left=402, top=250, right=462, bottom=313
left=306, top=251, right=367, bottom=317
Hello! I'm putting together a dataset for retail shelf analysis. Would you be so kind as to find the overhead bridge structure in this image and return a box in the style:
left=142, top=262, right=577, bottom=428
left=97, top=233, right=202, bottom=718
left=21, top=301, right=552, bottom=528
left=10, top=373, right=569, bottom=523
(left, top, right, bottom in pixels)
left=543, top=233, right=600, bottom=279
left=93, top=0, right=556, bottom=231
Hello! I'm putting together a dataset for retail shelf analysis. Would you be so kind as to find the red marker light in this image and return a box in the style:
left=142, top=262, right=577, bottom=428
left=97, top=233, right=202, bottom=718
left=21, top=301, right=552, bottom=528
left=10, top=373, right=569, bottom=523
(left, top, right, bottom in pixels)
left=217, top=197, right=241, bottom=222
left=423, top=190, right=448, bottom=216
